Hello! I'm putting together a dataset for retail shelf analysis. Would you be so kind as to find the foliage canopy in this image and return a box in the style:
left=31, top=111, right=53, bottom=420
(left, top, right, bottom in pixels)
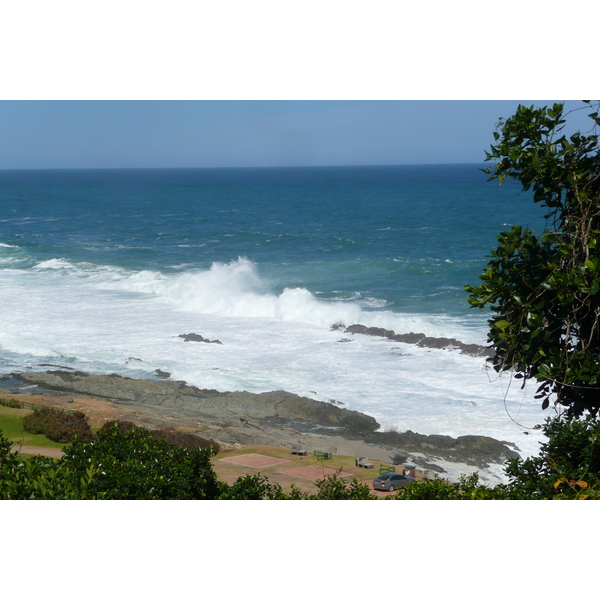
left=466, top=101, right=600, bottom=417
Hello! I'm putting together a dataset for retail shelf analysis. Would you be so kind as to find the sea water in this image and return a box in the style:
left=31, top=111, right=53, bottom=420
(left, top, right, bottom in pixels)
left=0, top=165, right=553, bottom=478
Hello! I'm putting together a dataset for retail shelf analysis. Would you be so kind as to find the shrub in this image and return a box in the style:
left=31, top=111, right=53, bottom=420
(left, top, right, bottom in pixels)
left=98, top=420, right=138, bottom=434
left=310, top=474, right=374, bottom=499
left=147, top=428, right=220, bottom=452
left=393, top=473, right=509, bottom=500
left=61, top=422, right=222, bottom=499
left=0, top=398, right=22, bottom=409
left=219, top=474, right=289, bottom=499
left=503, top=415, right=600, bottom=499
left=99, top=421, right=220, bottom=452
left=23, top=406, right=94, bottom=443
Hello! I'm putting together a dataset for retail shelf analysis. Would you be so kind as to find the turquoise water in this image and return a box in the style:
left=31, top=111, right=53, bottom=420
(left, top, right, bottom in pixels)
left=0, top=164, right=545, bottom=315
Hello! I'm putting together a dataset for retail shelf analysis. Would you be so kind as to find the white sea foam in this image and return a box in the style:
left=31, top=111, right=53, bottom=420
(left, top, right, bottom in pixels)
left=88, top=257, right=486, bottom=344
left=34, top=258, right=79, bottom=270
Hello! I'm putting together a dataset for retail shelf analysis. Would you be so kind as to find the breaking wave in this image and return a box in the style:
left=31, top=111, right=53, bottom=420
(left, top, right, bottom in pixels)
left=88, top=257, right=486, bottom=342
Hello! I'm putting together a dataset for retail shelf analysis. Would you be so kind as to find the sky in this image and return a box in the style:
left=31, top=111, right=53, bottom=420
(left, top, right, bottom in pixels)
left=0, top=100, right=595, bottom=169
left=1, top=3, right=596, bottom=171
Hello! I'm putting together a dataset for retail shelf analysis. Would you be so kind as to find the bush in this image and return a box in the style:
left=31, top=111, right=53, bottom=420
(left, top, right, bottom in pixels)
left=219, top=474, right=289, bottom=500
left=98, top=421, right=220, bottom=452
left=1, top=424, right=222, bottom=500
left=394, top=473, right=509, bottom=500
left=147, top=428, right=220, bottom=452
left=0, top=398, right=22, bottom=409
left=61, top=422, right=222, bottom=499
left=23, top=406, right=94, bottom=443
left=503, top=415, right=600, bottom=499
left=97, top=420, right=138, bottom=434
left=310, top=474, right=374, bottom=499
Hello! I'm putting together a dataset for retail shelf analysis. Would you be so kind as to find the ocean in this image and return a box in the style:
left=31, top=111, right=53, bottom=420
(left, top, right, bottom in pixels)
left=0, top=164, right=551, bottom=477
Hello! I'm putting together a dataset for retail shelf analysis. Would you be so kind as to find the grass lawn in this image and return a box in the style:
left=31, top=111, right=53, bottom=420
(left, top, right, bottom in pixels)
left=0, top=406, right=65, bottom=450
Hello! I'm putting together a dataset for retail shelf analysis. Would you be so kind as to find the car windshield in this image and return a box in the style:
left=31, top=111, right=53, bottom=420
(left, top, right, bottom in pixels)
left=377, top=474, right=393, bottom=480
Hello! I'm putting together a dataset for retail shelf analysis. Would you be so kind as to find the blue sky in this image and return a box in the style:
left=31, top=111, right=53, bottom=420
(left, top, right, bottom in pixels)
left=0, top=100, right=593, bottom=169
left=1, top=4, right=595, bottom=170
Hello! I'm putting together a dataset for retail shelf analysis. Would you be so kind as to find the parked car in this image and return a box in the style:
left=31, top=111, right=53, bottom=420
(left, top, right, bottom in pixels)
left=372, top=472, right=416, bottom=491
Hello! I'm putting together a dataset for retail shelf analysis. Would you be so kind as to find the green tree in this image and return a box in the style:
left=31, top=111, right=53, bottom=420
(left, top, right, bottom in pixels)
left=503, top=415, right=600, bottom=499
left=61, top=422, right=223, bottom=499
left=0, top=429, right=100, bottom=499
left=466, top=101, right=600, bottom=417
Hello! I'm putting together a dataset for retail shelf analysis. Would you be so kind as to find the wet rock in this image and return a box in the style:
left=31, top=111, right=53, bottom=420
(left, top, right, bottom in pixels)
left=416, top=336, right=460, bottom=349
left=458, top=343, right=495, bottom=358
left=179, top=333, right=222, bottom=344
left=344, top=324, right=369, bottom=335
left=362, top=428, right=520, bottom=469
left=154, top=369, right=171, bottom=379
left=392, top=332, right=427, bottom=344
left=391, top=453, right=408, bottom=465
left=344, top=324, right=395, bottom=338
left=343, top=324, right=493, bottom=357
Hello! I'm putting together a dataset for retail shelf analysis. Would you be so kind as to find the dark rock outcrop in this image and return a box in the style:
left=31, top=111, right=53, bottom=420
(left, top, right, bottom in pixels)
left=417, top=336, right=458, bottom=350
left=393, top=332, right=427, bottom=344
left=338, top=324, right=494, bottom=358
left=179, top=333, right=222, bottom=344
left=359, top=429, right=520, bottom=469
left=344, top=324, right=395, bottom=339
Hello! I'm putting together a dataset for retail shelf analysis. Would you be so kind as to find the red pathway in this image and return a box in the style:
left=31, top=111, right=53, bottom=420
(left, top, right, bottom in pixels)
left=279, top=465, right=354, bottom=480
left=219, top=453, right=290, bottom=468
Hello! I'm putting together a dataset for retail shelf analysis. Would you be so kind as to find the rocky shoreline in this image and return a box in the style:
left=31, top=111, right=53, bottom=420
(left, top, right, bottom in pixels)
left=4, top=367, right=520, bottom=482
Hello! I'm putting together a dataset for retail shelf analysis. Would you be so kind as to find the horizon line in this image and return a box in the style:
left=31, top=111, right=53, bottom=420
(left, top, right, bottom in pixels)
left=0, top=161, right=490, bottom=172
